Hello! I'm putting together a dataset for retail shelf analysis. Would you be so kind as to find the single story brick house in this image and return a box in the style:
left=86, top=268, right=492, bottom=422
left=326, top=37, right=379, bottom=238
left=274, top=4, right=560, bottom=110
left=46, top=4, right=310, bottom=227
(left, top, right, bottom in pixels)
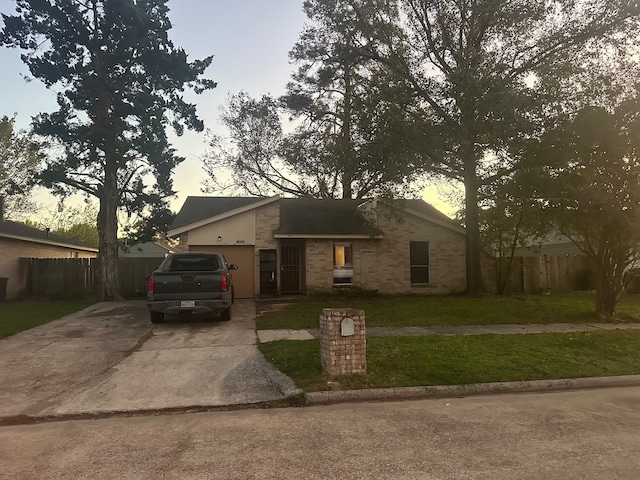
left=168, top=196, right=470, bottom=299
left=0, top=213, right=98, bottom=300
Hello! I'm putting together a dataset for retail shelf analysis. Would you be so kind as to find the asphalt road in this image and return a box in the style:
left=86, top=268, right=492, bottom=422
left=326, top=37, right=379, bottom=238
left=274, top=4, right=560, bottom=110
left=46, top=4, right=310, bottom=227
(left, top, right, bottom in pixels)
left=2, top=386, right=639, bottom=479
left=0, top=300, right=299, bottom=420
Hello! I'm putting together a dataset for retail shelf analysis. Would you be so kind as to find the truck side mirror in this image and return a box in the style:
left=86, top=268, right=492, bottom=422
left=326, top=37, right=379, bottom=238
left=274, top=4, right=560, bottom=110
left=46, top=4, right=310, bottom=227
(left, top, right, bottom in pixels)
left=229, top=264, right=239, bottom=270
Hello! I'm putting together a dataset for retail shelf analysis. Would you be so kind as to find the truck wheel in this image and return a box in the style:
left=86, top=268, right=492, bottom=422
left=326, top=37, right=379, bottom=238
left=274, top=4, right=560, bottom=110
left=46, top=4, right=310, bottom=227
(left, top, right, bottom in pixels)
left=221, top=306, right=231, bottom=321
left=150, top=311, right=164, bottom=324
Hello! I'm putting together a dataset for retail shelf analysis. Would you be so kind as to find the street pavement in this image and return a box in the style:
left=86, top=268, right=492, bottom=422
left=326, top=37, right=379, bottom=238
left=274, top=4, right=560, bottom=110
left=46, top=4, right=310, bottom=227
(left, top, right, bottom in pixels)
left=2, top=386, right=640, bottom=479
left=0, top=300, right=299, bottom=421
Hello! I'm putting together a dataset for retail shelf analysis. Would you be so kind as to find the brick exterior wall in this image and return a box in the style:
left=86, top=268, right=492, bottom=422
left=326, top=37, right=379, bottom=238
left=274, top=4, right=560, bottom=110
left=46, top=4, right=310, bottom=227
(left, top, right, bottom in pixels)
left=360, top=207, right=467, bottom=294
left=305, top=239, right=333, bottom=293
left=320, top=308, right=366, bottom=376
left=254, top=202, right=280, bottom=296
left=0, top=237, right=96, bottom=300
left=303, top=208, right=467, bottom=295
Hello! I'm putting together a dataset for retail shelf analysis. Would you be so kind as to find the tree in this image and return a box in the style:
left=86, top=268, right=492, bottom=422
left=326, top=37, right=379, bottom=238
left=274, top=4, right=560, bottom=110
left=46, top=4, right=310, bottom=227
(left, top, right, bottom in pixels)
left=121, top=203, right=176, bottom=249
left=203, top=92, right=311, bottom=197
left=28, top=202, right=100, bottom=247
left=349, top=0, right=640, bottom=294
left=479, top=169, right=551, bottom=295
left=537, top=104, right=640, bottom=317
left=203, top=0, right=425, bottom=199
left=0, top=115, right=41, bottom=219
left=281, top=0, right=424, bottom=199
left=1, top=0, right=215, bottom=300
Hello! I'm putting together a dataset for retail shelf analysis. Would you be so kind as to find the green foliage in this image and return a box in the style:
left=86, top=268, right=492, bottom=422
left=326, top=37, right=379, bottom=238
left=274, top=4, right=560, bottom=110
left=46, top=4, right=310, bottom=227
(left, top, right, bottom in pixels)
left=29, top=202, right=99, bottom=247
left=281, top=0, right=425, bottom=199
left=121, top=203, right=176, bottom=247
left=203, top=0, right=425, bottom=199
left=349, top=0, right=640, bottom=294
left=202, top=92, right=306, bottom=196
left=0, top=115, right=41, bottom=219
left=536, top=102, right=640, bottom=316
left=259, top=330, right=640, bottom=391
left=479, top=168, right=552, bottom=294
left=1, top=0, right=215, bottom=299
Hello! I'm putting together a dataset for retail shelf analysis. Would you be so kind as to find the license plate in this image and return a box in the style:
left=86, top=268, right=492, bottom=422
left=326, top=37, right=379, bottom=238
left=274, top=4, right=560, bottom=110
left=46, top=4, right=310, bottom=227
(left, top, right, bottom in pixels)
left=180, top=300, right=196, bottom=308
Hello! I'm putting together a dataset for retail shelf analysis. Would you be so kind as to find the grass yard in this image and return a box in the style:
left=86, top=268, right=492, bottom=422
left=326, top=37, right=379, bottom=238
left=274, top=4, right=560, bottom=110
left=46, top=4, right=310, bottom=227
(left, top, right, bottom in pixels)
left=0, top=299, right=96, bottom=339
left=258, top=330, right=640, bottom=392
left=256, top=293, right=640, bottom=330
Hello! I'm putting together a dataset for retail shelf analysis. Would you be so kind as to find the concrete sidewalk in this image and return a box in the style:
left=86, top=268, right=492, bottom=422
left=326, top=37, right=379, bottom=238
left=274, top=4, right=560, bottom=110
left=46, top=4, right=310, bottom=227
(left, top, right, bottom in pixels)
left=257, top=322, right=640, bottom=342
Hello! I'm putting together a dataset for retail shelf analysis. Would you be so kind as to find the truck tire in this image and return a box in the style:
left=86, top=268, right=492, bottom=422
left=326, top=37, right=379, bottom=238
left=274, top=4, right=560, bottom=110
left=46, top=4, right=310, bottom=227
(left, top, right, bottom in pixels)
left=221, top=306, right=231, bottom=321
left=150, top=311, right=164, bottom=324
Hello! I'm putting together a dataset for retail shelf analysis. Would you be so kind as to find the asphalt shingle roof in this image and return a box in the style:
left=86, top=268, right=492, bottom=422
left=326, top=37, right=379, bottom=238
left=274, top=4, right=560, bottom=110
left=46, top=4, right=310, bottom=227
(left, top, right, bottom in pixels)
left=170, top=197, right=268, bottom=230
left=170, top=196, right=460, bottom=237
left=0, top=219, right=97, bottom=249
left=386, top=199, right=463, bottom=230
left=274, top=198, right=381, bottom=236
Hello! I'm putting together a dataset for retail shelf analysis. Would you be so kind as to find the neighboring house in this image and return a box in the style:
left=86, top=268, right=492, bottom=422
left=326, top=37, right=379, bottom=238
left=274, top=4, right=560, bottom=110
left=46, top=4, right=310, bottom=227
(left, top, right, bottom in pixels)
left=122, top=241, right=173, bottom=258
left=168, top=196, right=470, bottom=299
left=0, top=208, right=99, bottom=300
left=513, top=232, right=585, bottom=258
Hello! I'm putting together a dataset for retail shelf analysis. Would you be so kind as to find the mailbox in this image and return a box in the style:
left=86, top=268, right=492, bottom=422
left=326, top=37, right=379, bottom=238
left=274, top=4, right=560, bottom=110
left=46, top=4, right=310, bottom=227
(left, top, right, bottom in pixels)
left=341, top=317, right=355, bottom=336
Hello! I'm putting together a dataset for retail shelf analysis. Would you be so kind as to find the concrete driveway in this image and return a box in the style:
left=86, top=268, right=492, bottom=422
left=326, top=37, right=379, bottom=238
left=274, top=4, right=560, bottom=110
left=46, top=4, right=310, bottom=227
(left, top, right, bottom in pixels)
left=0, top=300, right=300, bottom=421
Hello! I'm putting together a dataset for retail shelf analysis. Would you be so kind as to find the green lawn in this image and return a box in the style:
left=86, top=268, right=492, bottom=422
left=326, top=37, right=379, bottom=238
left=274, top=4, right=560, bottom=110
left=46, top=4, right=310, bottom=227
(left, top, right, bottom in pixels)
left=259, top=330, right=640, bottom=392
left=0, top=299, right=96, bottom=339
left=256, top=293, right=640, bottom=330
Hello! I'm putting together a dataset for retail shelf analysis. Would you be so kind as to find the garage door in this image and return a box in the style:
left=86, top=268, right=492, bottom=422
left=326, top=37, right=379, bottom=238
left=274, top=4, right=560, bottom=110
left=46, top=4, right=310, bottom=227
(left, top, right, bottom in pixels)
left=189, top=245, right=255, bottom=298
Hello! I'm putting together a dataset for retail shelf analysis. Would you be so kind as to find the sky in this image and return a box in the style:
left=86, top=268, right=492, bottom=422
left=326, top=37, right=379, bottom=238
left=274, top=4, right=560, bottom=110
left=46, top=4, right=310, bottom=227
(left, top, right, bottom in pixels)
left=0, top=0, right=457, bottom=221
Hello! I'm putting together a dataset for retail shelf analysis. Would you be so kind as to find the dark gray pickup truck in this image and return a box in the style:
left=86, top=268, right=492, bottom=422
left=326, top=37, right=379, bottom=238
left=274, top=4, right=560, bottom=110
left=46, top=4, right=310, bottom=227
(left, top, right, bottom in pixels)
left=146, top=252, right=238, bottom=324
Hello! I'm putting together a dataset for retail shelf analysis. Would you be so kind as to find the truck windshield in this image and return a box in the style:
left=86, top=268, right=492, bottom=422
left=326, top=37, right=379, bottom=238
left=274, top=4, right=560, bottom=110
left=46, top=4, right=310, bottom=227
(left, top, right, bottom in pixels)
left=170, top=256, right=220, bottom=271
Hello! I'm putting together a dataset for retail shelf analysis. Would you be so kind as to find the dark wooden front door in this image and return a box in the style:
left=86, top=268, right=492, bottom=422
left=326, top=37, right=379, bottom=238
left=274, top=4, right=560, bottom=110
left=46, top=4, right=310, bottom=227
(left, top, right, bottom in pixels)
left=280, top=242, right=303, bottom=293
left=259, top=249, right=277, bottom=296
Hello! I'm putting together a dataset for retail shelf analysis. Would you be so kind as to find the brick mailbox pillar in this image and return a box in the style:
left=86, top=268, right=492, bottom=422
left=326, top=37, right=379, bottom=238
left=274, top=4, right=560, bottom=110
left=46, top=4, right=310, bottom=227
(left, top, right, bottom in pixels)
left=320, top=308, right=366, bottom=376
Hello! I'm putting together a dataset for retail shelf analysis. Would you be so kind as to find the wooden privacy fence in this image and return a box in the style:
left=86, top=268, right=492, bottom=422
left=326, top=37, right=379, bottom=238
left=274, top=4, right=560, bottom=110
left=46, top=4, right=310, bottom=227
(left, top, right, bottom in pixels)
left=518, top=255, right=595, bottom=294
left=19, top=257, right=164, bottom=299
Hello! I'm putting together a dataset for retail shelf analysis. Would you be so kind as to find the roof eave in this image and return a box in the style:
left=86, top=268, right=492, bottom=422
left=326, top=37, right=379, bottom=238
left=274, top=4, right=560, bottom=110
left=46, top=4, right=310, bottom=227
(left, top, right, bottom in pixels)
left=0, top=232, right=99, bottom=252
left=274, top=233, right=384, bottom=239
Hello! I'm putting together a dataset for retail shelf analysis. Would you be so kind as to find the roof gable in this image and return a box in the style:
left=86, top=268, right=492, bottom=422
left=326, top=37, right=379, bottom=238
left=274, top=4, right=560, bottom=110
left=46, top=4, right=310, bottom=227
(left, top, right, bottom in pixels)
left=383, top=199, right=465, bottom=235
left=169, top=196, right=278, bottom=235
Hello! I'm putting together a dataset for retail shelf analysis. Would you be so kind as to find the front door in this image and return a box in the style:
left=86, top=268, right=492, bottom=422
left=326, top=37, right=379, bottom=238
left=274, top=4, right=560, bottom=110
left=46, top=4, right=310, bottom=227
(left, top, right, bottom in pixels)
left=259, top=249, right=277, bottom=297
left=280, top=241, right=303, bottom=293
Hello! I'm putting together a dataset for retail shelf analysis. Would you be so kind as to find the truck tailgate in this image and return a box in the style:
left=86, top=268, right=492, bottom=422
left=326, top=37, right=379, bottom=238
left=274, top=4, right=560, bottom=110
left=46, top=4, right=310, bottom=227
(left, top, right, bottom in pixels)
left=151, top=272, right=223, bottom=300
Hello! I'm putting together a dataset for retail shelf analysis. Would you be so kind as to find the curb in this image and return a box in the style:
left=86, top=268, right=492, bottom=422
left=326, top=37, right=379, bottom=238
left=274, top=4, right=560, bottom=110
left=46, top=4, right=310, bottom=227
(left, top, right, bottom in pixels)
left=303, top=374, right=640, bottom=405
left=0, top=394, right=307, bottom=427
left=4, top=376, right=640, bottom=426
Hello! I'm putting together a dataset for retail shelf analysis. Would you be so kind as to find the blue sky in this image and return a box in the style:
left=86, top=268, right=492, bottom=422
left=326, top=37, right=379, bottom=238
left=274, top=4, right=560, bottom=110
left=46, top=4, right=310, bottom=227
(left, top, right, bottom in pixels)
left=0, top=0, right=309, bottom=215
left=0, top=0, right=456, bottom=218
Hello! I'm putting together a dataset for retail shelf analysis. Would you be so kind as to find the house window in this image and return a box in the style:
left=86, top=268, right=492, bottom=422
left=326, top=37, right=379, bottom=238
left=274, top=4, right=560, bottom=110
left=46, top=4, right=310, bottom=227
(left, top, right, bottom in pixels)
left=333, top=242, right=353, bottom=285
left=410, top=241, right=429, bottom=284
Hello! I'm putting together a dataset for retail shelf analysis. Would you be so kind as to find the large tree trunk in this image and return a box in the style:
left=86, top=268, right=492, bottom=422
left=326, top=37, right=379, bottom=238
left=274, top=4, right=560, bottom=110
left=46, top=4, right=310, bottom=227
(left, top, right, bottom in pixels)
left=97, top=169, right=123, bottom=301
left=594, top=249, right=626, bottom=318
left=463, top=144, right=485, bottom=296
left=341, top=63, right=354, bottom=200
